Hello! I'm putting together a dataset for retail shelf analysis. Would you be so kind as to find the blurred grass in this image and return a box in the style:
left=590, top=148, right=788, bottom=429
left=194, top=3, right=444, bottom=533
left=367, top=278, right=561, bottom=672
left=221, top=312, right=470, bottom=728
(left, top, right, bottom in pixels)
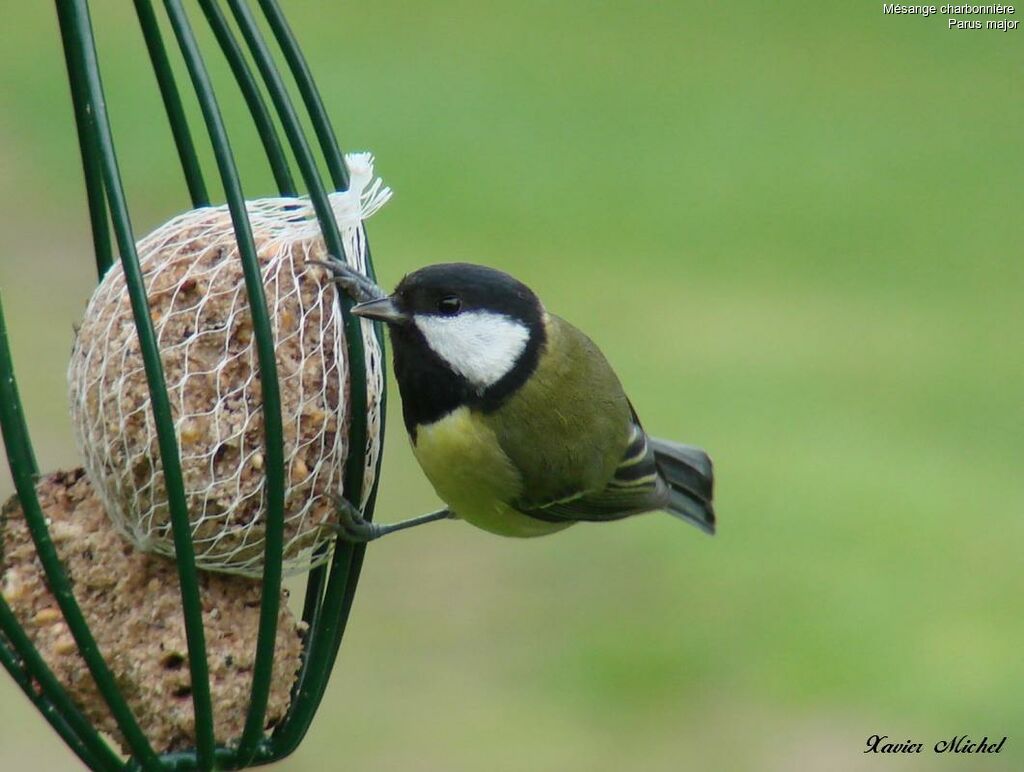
left=0, top=2, right=1021, bottom=770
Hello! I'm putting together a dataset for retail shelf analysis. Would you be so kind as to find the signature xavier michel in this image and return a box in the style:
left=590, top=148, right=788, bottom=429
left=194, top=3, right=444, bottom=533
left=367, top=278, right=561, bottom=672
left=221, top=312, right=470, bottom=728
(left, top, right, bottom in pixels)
left=865, top=734, right=1007, bottom=755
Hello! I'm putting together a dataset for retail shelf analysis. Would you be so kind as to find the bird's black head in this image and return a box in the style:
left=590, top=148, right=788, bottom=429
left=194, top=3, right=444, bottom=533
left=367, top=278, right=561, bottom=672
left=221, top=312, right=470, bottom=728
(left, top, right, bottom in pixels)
left=353, top=263, right=547, bottom=434
left=392, top=262, right=543, bottom=322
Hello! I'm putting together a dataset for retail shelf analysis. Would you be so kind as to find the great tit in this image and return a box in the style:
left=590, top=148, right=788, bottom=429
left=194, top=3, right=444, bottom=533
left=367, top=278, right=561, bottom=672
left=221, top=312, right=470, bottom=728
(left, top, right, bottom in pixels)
left=319, top=260, right=715, bottom=542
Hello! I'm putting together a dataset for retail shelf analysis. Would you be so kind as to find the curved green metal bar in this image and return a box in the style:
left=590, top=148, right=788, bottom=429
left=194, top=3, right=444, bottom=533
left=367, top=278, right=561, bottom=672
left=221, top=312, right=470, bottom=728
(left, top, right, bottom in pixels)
left=0, top=283, right=150, bottom=769
left=222, top=0, right=348, bottom=272
left=255, top=0, right=388, bottom=490
left=256, top=0, right=349, bottom=191
left=127, top=744, right=281, bottom=771
left=217, top=1, right=361, bottom=758
left=257, top=0, right=387, bottom=484
left=220, top=1, right=381, bottom=756
left=256, top=7, right=392, bottom=739
left=203, top=3, right=344, bottom=749
left=196, top=0, right=297, bottom=197
left=160, top=1, right=288, bottom=765
left=133, top=0, right=210, bottom=208
left=255, top=0, right=391, bottom=743
left=271, top=555, right=357, bottom=756
left=60, top=0, right=216, bottom=766
left=2, top=2, right=387, bottom=767
left=0, top=298, right=123, bottom=771
left=58, top=1, right=114, bottom=279
left=0, top=620, right=114, bottom=771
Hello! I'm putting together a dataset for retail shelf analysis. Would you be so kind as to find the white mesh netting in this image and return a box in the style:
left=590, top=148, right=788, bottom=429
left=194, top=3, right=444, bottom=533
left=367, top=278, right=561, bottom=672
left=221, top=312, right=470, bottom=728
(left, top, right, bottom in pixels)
left=67, top=153, right=390, bottom=577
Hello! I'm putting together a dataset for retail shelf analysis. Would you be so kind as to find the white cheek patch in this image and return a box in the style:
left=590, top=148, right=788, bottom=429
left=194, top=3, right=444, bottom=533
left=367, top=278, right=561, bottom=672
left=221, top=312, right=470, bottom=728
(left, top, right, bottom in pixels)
left=415, top=311, right=530, bottom=390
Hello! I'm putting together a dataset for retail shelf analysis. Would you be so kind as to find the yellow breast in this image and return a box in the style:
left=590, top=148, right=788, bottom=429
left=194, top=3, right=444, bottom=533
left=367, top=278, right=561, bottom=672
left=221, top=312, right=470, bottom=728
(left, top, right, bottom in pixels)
left=411, top=407, right=572, bottom=538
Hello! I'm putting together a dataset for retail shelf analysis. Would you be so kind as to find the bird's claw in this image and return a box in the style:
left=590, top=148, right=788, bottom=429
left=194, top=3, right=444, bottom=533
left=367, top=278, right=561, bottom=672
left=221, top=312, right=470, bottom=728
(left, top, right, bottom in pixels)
left=330, top=493, right=382, bottom=542
left=309, top=257, right=386, bottom=304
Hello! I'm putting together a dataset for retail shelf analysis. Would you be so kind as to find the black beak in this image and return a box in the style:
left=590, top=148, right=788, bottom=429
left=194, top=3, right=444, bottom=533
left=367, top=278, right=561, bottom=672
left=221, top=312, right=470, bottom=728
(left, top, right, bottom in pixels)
left=351, top=296, right=408, bottom=324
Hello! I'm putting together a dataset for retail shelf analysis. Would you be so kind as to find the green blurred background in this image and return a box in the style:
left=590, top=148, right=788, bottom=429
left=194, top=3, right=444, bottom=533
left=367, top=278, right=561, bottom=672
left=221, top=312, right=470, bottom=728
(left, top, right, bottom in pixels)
left=1, top=2, right=1021, bottom=770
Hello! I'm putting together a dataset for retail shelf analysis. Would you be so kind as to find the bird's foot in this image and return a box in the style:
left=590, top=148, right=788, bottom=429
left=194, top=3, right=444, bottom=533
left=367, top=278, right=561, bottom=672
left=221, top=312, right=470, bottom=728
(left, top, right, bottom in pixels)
left=309, top=257, right=387, bottom=304
left=330, top=495, right=454, bottom=543
left=331, top=493, right=384, bottom=542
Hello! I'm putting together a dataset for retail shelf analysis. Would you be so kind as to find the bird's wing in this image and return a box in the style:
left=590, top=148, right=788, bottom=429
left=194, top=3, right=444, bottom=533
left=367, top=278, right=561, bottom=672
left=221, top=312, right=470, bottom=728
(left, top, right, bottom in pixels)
left=512, top=421, right=666, bottom=523
left=482, top=313, right=664, bottom=522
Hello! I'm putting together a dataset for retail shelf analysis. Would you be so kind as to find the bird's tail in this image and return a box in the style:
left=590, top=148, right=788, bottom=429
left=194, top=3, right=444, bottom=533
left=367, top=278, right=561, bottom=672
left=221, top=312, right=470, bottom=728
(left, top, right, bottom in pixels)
left=650, top=437, right=716, bottom=535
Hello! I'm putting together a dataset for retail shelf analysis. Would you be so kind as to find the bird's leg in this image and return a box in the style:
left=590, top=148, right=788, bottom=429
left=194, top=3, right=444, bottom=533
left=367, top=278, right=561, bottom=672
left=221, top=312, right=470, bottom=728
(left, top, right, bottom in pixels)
left=332, top=494, right=454, bottom=542
left=309, top=257, right=387, bottom=304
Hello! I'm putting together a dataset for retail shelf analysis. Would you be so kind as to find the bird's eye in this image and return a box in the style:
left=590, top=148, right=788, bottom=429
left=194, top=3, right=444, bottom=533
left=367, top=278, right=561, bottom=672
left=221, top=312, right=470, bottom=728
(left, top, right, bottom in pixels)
left=437, top=295, right=462, bottom=315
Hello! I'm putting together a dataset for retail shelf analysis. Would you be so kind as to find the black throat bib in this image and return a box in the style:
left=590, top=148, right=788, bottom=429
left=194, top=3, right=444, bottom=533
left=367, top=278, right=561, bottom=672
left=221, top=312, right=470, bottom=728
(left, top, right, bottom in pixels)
left=389, top=318, right=546, bottom=440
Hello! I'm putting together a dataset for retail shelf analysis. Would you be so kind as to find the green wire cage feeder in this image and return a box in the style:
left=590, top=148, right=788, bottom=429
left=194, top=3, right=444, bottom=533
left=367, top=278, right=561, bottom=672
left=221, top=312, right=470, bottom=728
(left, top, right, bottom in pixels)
left=0, top=0, right=387, bottom=768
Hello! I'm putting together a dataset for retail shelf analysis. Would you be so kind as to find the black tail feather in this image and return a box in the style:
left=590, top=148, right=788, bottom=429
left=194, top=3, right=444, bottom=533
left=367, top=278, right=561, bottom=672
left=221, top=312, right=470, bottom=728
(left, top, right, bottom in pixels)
left=649, top=437, right=716, bottom=535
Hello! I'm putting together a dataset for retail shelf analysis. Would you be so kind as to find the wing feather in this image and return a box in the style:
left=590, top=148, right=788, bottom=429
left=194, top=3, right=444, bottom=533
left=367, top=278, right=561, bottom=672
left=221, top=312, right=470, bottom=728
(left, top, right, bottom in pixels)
left=514, top=422, right=666, bottom=523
